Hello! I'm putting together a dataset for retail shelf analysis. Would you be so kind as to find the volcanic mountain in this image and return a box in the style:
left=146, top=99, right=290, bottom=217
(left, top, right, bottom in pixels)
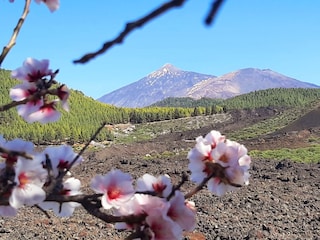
left=98, top=64, right=318, bottom=107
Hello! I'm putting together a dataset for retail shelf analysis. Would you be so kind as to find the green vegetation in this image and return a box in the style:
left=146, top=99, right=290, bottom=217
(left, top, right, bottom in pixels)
left=0, top=70, right=217, bottom=143
left=229, top=108, right=305, bottom=141
left=250, top=145, right=320, bottom=163
left=152, top=88, right=320, bottom=110
left=0, top=69, right=123, bottom=143
left=2, top=68, right=320, bottom=145
left=150, top=97, right=223, bottom=108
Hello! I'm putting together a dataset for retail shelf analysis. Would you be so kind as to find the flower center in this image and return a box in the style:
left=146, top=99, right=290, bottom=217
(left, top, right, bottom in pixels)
left=18, top=172, right=29, bottom=188
left=107, top=188, right=121, bottom=200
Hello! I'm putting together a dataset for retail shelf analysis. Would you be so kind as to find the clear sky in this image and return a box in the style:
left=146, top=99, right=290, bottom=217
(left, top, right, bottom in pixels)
left=1, top=1, right=320, bottom=99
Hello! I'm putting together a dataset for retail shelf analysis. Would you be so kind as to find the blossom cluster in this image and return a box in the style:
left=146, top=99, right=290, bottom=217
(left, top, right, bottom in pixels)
left=0, top=128, right=252, bottom=239
left=0, top=129, right=251, bottom=239
left=0, top=136, right=82, bottom=217
left=91, top=171, right=196, bottom=239
left=188, top=130, right=251, bottom=196
left=9, top=58, right=69, bottom=123
left=1, top=1, right=253, bottom=239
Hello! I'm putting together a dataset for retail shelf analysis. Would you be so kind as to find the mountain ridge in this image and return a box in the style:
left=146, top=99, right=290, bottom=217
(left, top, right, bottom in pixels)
left=98, top=64, right=319, bottom=107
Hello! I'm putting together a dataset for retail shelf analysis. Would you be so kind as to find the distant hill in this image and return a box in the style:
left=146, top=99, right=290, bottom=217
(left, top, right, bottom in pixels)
left=98, top=65, right=319, bottom=107
left=187, top=68, right=319, bottom=99
left=0, top=69, right=128, bottom=143
left=150, top=97, right=223, bottom=108
left=98, top=64, right=214, bottom=108
left=152, top=88, right=320, bottom=110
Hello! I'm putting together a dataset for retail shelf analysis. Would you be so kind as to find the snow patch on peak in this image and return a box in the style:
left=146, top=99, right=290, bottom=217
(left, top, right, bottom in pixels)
left=148, top=63, right=181, bottom=78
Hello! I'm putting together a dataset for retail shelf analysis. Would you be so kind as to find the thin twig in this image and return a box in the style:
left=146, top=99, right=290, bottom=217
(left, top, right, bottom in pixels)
left=0, top=99, right=28, bottom=112
left=66, top=121, right=107, bottom=173
left=34, top=205, right=51, bottom=219
left=73, top=0, right=186, bottom=64
left=0, top=146, right=33, bottom=160
left=167, top=172, right=188, bottom=200
left=0, top=0, right=31, bottom=66
left=205, top=0, right=225, bottom=25
left=184, top=172, right=214, bottom=199
left=46, top=193, right=146, bottom=224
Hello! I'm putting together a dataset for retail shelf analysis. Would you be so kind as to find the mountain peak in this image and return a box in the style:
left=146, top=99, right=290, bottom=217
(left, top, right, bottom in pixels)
left=160, top=63, right=180, bottom=72
left=148, top=63, right=181, bottom=78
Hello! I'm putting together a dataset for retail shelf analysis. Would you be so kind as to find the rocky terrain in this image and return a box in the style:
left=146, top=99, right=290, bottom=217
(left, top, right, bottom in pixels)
left=0, top=107, right=319, bottom=239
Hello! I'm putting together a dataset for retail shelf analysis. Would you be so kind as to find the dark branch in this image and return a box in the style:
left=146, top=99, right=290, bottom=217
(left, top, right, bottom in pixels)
left=0, top=99, right=28, bottom=112
left=66, top=121, right=107, bottom=173
left=73, top=0, right=186, bottom=64
left=167, top=172, right=188, bottom=200
left=205, top=0, right=225, bottom=25
left=45, top=193, right=147, bottom=224
left=0, top=146, right=33, bottom=160
left=0, top=0, right=31, bottom=66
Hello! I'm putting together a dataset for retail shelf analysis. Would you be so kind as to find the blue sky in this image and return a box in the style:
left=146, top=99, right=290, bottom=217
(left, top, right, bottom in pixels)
left=1, top=1, right=320, bottom=99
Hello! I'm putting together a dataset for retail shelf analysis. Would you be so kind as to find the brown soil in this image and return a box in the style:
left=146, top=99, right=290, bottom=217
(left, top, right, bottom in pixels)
left=1, top=107, right=319, bottom=239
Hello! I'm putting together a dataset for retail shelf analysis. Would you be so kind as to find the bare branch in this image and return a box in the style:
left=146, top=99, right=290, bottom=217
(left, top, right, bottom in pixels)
left=45, top=193, right=147, bottom=224
left=167, top=172, right=188, bottom=200
left=65, top=121, right=107, bottom=174
left=205, top=0, right=225, bottom=25
left=0, top=146, right=33, bottom=160
left=0, top=0, right=31, bottom=66
left=73, top=0, right=186, bottom=64
left=0, top=99, right=28, bottom=112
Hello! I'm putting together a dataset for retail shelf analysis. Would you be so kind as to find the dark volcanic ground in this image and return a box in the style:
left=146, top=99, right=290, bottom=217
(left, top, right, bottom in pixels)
left=0, top=108, right=320, bottom=239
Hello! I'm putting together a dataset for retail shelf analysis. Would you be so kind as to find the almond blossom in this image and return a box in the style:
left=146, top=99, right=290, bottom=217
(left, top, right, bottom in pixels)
left=208, top=139, right=251, bottom=196
left=38, top=177, right=81, bottom=217
left=0, top=137, right=34, bottom=165
left=91, top=169, right=135, bottom=209
left=0, top=205, right=17, bottom=217
left=136, top=173, right=173, bottom=197
left=26, top=100, right=61, bottom=123
left=10, top=58, right=69, bottom=123
left=9, top=83, right=44, bottom=122
left=0, top=162, right=17, bottom=217
left=188, top=130, right=251, bottom=196
left=9, top=157, right=47, bottom=209
left=145, top=208, right=182, bottom=240
left=57, top=84, right=70, bottom=111
left=114, top=193, right=167, bottom=230
left=35, top=0, right=60, bottom=12
left=167, top=191, right=196, bottom=231
left=41, top=145, right=83, bottom=177
left=9, top=0, right=59, bottom=13
left=11, top=58, right=52, bottom=83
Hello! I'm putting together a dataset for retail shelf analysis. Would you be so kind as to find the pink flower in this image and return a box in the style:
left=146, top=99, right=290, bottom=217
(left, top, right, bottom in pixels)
left=188, top=130, right=251, bottom=196
left=11, top=58, right=52, bottom=83
left=0, top=162, right=17, bottom=217
left=41, top=145, right=83, bottom=177
left=136, top=174, right=172, bottom=197
left=0, top=137, right=34, bottom=165
left=26, top=100, right=61, bottom=123
left=57, top=84, right=70, bottom=111
left=35, top=0, right=59, bottom=12
left=9, top=157, right=47, bottom=208
left=10, top=83, right=61, bottom=123
left=168, top=191, right=196, bottom=231
left=10, top=58, right=69, bottom=123
left=10, top=83, right=44, bottom=119
left=208, top=140, right=251, bottom=196
left=0, top=205, right=17, bottom=217
left=38, top=177, right=81, bottom=217
left=114, top=194, right=167, bottom=230
left=145, top=208, right=182, bottom=240
left=91, top=169, right=135, bottom=209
